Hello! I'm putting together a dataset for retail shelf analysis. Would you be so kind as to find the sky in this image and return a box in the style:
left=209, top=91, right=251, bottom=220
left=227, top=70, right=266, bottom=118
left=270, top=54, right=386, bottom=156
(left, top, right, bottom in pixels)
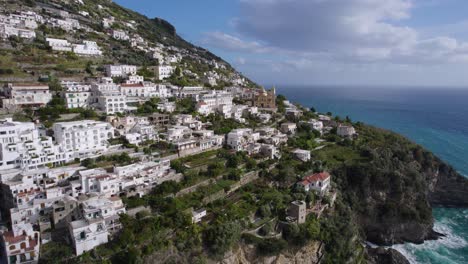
left=114, top=0, right=468, bottom=87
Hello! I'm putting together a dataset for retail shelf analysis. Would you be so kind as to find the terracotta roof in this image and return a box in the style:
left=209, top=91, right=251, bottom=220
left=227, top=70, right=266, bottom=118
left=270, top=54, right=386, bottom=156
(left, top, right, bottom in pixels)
left=10, top=83, right=49, bottom=87
left=3, top=231, right=26, bottom=244
left=93, top=174, right=111, bottom=180
left=302, top=172, right=330, bottom=183
left=121, top=83, right=144, bottom=88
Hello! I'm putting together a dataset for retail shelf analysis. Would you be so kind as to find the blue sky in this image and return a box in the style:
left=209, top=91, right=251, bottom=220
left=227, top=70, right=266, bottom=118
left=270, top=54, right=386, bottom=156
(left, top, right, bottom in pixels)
left=115, top=0, right=468, bottom=87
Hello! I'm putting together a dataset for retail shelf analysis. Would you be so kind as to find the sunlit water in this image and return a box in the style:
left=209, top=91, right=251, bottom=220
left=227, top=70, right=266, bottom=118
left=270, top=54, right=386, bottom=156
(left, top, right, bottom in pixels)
left=277, top=86, right=468, bottom=263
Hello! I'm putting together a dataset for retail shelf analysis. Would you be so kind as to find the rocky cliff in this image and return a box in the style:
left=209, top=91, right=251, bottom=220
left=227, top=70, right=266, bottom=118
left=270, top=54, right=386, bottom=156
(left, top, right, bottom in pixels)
left=331, top=125, right=468, bottom=249
left=428, top=161, right=468, bottom=207
left=214, top=241, right=323, bottom=264
left=366, top=248, right=410, bottom=264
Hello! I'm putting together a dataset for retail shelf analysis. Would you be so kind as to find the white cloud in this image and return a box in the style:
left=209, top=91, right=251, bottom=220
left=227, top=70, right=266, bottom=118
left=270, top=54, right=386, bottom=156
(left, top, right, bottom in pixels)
left=201, top=31, right=271, bottom=53
left=203, top=0, right=468, bottom=65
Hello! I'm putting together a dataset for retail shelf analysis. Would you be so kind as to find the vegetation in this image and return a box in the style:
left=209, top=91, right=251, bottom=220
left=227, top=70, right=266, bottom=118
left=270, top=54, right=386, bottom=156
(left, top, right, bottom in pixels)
left=136, top=97, right=161, bottom=115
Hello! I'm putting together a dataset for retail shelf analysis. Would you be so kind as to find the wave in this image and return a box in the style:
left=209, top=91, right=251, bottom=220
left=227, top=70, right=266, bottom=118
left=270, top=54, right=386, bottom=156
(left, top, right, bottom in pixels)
left=394, top=210, right=468, bottom=264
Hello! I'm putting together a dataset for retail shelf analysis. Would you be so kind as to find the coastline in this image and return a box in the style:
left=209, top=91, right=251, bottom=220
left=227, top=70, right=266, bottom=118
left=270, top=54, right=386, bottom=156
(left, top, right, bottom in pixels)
left=277, top=85, right=468, bottom=264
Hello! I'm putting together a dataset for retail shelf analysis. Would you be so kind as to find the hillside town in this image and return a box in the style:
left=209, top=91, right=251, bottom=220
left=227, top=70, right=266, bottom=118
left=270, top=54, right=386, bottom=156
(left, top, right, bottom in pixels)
left=0, top=1, right=360, bottom=263
left=0, top=72, right=355, bottom=262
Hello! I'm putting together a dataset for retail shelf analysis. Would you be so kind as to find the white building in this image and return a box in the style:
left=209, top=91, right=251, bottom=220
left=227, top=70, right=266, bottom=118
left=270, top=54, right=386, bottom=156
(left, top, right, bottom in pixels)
left=192, top=209, right=206, bottom=223
left=177, top=86, right=205, bottom=100
left=73, top=41, right=103, bottom=56
left=196, top=91, right=233, bottom=117
left=46, top=38, right=72, bottom=52
left=0, top=24, right=36, bottom=39
left=49, top=18, right=80, bottom=31
left=156, top=65, right=174, bottom=80
left=298, top=172, right=331, bottom=194
left=111, top=29, right=129, bottom=41
left=280, top=122, right=297, bottom=135
left=64, top=91, right=92, bottom=109
left=96, top=93, right=127, bottom=115
left=0, top=118, right=65, bottom=171
left=105, top=65, right=137, bottom=78
left=0, top=223, right=40, bottom=264
left=52, top=120, right=114, bottom=161
left=166, top=125, right=192, bottom=142
left=69, top=216, right=108, bottom=256
left=292, top=149, right=311, bottom=162
left=226, top=129, right=260, bottom=152
left=157, top=101, right=176, bottom=113
left=125, top=124, right=157, bottom=145
left=303, top=119, right=323, bottom=131
left=125, top=75, right=144, bottom=85
left=337, top=125, right=356, bottom=137
left=2, top=83, right=52, bottom=108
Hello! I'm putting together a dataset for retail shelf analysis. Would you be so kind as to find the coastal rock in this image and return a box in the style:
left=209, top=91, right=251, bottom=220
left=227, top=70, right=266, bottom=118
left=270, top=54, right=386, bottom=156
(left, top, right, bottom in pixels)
left=215, top=241, right=322, bottom=264
left=366, top=247, right=410, bottom=264
left=364, top=220, right=435, bottom=245
left=428, top=162, right=468, bottom=207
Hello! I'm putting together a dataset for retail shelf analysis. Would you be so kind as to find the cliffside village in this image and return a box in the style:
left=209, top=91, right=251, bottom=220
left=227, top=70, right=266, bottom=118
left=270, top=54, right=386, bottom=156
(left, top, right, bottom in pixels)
left=0, top=5, right=358, bottom=264
left=0, top=73, right=356, bottom=262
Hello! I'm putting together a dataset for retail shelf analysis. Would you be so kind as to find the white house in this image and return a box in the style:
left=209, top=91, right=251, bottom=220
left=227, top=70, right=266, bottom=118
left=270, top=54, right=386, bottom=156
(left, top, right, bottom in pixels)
left=0, top=24, right=36, bottom=39
left=105, top=65, right=137, bottom=78
left=156, top=65, right=174, bottom=80
left=2, top=83, right=52, bottom=108
left=126, top=124, right=157, bottom=145
left=292, top=149, right=311, bottom=162
left=111, top=29, right=129, bottom=41
left=96, top=93, right=127, bottom=115
left=192, top=208, right=206, bottom=223
left=0, top=223, right=40, bottom=264
left=280, top=122, right=297, bottom=135
left=337, top=125, right=356, bottom=137
left=46, top=38, right=72, bottom=52
left=73, top=41, right=102, bottom=56
left=195, top=91, right=233, bottom=117
left=0, top=118, right=65, bottom=171
left=298, top=172, right=331, bottom=194
left=125, top=75, right=144, bottom=85
left=226, top=129, right=259, bottom=151
left=260, top=144, right=280, bottom=159
left=64, top=91, right=92, bottom=109
left=69, top=217, right=108, bottom=256
left=52, top=120, right=114, bottom=161
left=157, top=101, right=176, bottom=113
left=166, top=125, right=192, bottom=142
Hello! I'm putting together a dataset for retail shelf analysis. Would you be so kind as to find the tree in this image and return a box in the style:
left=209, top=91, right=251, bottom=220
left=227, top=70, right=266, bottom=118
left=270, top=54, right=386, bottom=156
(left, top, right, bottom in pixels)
left=85, top=61, right=94, bottom=76
left=305, top=217, right=320, bottom=240
left=204, top=221, right=241, bottom=256
left=259, top=221, right=273, bottom=236
left=258, top=204, right=271, bottom=218
left=48, top=77, right=63, bottom=93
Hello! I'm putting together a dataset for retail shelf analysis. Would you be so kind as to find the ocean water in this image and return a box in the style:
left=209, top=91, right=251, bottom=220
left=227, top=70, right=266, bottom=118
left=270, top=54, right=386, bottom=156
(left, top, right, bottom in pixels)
left=277, top=86, right=468, bottom=264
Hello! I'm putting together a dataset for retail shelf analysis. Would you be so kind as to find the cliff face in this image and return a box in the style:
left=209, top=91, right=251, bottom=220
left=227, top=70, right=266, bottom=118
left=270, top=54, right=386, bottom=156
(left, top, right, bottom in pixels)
left=428, top=161, right=468, bottom=207
left=332, top=125, right=468, bottom=247
left=214, top=241, right=322, bottom=264
left=366, top=248, right=410, bottom=264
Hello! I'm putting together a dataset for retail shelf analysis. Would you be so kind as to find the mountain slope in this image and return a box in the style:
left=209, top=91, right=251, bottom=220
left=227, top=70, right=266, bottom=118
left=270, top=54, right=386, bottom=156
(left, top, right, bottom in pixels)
left=0, top=0, right=257, bottom=87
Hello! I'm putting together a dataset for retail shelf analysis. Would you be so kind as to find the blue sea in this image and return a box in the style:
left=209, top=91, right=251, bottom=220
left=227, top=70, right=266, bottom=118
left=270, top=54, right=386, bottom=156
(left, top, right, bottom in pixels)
left=277, top=86, right=468, bottom=264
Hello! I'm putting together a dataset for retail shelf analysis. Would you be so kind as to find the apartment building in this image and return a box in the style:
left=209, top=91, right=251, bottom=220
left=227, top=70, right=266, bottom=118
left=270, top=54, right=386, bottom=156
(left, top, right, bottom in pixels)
left=2, top=83, right=52, bottom=109
left=52, top=120, right=114, bottom=161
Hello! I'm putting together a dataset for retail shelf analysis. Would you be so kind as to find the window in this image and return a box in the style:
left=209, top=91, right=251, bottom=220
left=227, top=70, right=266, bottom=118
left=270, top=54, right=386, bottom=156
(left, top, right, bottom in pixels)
left=9, top=245, right=16, bottom=250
